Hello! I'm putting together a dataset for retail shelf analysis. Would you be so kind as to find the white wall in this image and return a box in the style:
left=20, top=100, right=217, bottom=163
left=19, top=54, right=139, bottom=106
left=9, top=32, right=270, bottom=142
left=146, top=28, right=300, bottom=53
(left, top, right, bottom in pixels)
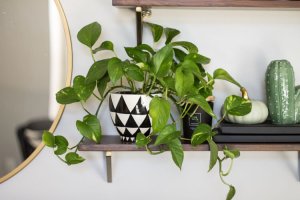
left=1, top=0, right=300, bottom=199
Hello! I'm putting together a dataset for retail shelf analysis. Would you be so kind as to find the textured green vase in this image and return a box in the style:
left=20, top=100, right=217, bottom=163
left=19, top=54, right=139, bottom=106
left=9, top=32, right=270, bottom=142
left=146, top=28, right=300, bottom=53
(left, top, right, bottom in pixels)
left=265, top=60, right=299, bottom=124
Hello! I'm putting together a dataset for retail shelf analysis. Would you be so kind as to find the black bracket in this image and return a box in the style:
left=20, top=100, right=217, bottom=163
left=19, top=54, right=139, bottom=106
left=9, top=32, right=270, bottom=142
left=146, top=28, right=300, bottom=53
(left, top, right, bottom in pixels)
left=136, top=7, right=152, bottom=45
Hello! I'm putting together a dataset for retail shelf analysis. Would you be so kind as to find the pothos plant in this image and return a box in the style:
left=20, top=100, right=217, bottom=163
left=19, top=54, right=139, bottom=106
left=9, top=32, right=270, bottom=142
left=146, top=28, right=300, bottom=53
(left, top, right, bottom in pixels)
left=43, top=21, right=251, bottom=200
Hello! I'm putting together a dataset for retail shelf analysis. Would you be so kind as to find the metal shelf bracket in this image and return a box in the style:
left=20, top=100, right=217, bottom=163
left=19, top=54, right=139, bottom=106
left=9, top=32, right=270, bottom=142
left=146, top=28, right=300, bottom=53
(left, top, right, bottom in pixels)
left=105, top=151, right=112, bottom=183
left=135, top=7, right=151, bottom=45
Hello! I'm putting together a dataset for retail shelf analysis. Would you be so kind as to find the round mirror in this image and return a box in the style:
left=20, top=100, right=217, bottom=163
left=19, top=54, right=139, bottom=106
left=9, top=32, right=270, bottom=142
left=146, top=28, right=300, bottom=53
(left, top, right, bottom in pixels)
left=0, top=0, right=72, bottom=182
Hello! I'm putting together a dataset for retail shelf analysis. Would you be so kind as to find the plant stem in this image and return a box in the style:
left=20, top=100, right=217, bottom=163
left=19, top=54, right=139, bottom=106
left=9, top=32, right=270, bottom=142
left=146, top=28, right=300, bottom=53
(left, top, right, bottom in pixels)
left=90, top=48, right=96, bottom=62
left=180, top=137, right=191, bottom=141
left=170, top=113, right=175, bottom=123
left=69, top=137, right=85, bottom=150
left=147, top=76, right=156, bottom=95
left=145, top=145, right=165, bottom=155
left=182, top=104, right=193, bottom=118
left=80, top=101, right=92, bottom=115
left=213, top=114, right=226, bottom=130
left=217, top=157, right=231, bottom=187
left=221, top=158, right=234, bottom=176
left=56, top=155, right=68, bottom=164
left=93, top=93, right=102, bottom=101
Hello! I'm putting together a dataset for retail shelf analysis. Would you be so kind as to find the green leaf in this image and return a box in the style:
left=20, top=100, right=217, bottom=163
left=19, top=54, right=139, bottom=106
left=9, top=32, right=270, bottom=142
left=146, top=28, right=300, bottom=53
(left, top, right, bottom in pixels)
left=42, top=131, right=55, bottom=147
left=77, top=22, right=101, bottom=48
left=223, top=148, right=240, bottom=159
left=125, top=64, right=144, bottom=82
left=213, top=68, right=242, bottom=88
left=191, top=124, right=211, bottom=146
left=224, top=95, right=252, bottom=116
left=73, top=75, right=96, bottom=101
left=85, top=59, right=110, bottom=84
left=175, top=67, right=194, bottom=97
left=93, top=41, right=114, bottom=53
left=149, top=97, right=171, bottom=133
left=185, top=53, right=211, bottom=65
left=152, top=45, right=174, bottom=77
left=76, top=115, right=102, bottom=143
left=226, top=186, right=236, bottom=200
left=164, top=27, right=180, bottom=44
left=154, top=124, right=180, bottom=146
left=187, top=94, right=217, bottom=119
left=136, top=44, right=155, bottom=55
left=158, top=77, right=175, bottom=91
left=65, top=152, right=85, bottom=165
left=171, top=41, right=198, bottom=53
left=208, top=138, right=218, bottom=172
left=97, top=74, right=110, bottom=97
left=135, top=133, right=151, bottom=148
left=168, top=138, right=184, bottom=169
left=107, top=57, right=124, bottom=85
left=56, top=87, right=80, bottom=104
left=180, top=59, right=201, bottom=75
left=174, top=48, right=187, bottom=62
left=144, top=22, right=163, bottom=42
left=125, top=47, right=149, bottom=63
left=54, top=135, right=69, bottom=155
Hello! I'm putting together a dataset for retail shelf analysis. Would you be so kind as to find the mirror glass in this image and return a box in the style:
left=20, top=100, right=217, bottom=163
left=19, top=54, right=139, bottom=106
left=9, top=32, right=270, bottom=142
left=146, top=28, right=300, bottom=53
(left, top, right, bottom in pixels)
left=0, top=0, right=67, bottom=177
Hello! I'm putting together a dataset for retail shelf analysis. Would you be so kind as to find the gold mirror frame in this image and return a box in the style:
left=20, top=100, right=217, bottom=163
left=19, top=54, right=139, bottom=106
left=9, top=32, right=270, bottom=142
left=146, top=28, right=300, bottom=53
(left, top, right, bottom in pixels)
left=0, top=0, right=73, bottom=183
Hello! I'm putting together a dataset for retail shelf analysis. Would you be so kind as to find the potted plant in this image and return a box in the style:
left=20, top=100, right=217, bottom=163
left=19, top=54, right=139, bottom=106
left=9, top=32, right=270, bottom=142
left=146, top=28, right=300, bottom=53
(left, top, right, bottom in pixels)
left=42, top=21, right=251, bottom=200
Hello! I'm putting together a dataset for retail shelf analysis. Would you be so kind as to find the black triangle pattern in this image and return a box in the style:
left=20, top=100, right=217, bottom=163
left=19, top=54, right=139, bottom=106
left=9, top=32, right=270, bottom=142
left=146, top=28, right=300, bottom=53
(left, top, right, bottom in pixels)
left=114, top=113, right=124, bottom=126
left=115, top=95, right=130, bottom=114
left=144, top=128, right=151, bottom=137
left=131, top=97, right=148, bottom=114
left=108, top=95, right=116, bottom=112
left=125, top=115, right=138, bottom=127
left=110, top=94, right=154, bottom=142
left=140, top=115, right=151, bottom=128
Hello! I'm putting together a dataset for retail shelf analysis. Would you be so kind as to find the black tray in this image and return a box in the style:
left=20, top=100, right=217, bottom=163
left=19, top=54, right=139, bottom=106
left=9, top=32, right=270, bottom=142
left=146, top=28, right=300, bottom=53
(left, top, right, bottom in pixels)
left=213, top=134, right=300, bottom=143
left=219, top=121, right=300, bottom=135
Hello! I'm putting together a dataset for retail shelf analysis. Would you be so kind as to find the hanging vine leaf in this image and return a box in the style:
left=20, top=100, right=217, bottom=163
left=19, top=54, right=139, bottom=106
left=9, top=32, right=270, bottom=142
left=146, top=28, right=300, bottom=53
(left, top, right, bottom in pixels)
left=77, top=22, right=101, bottom=48
left=213, top=68, right=242, bottom=88
left=191, top=124, right=211, bottom=146
left=107, top=57, right=124, bottom=85
left=76, top=115, right=102, bottom=143
left=224, top=95, right=252, bottom=116
left=86, top=59, right=111, bottom=84
left=208, top=138, right=218, bottom=172
left=168, top=138, right=184, bottom=170
left=56, top=87, right=80, bottom=104
left=149, top=97, right=171, bottom=133
left=226, top=186, right=236, bottom=200
left=164, top=27, right=180, bottom=44
left=154, top=124, right=180, bottom=146
left=144, top=22, right=164, bottom=42
left=125, top=47, right=149, bottom=63
left=73, top=75, right=96, bottom=101
left=42, top=131, right=55, bottom=147
left=93, top=41, right=114, bottom=53
left=171, top=41, right=198, bottom=53
left=65, top=152, right=85, bottom=165
left=136, top=133, right=151, bottom=148
left=152, top=45, right=174, bottom=77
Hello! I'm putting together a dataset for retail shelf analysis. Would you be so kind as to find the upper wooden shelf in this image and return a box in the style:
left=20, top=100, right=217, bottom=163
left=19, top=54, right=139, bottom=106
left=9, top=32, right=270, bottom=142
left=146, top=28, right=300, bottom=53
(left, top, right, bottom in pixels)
left=112, top=0, right=300, bottom=8
left=78, top=136, right=300, bottom=152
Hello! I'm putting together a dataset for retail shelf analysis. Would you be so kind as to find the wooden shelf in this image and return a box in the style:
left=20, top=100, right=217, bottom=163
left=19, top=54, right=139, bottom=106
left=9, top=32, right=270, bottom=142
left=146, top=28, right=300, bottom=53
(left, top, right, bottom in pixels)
left=78, top=135, right=300, bottom=151
left=78, top=136, right=300, bottom=183
left=112, top=0, right=300, bottom=8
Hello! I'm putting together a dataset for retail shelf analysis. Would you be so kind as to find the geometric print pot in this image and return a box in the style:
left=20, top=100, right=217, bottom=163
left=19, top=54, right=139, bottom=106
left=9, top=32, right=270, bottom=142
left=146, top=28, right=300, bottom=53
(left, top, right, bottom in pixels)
left=109, top=92, right=152, bottom=143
